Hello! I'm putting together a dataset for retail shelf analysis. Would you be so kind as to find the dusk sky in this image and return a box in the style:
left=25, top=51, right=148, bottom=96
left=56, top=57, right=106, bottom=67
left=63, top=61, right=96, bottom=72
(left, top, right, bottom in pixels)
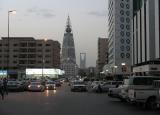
left=0, top=0, right=108, bottom=67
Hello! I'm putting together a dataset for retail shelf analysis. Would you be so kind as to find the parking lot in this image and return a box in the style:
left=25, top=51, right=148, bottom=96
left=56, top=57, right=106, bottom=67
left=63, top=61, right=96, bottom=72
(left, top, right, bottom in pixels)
left=0, top=83, right=159, bottom=115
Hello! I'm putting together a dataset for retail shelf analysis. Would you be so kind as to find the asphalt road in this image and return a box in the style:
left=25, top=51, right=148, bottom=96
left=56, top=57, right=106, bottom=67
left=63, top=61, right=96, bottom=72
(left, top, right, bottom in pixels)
left=0, top=83, right=159, bottom=115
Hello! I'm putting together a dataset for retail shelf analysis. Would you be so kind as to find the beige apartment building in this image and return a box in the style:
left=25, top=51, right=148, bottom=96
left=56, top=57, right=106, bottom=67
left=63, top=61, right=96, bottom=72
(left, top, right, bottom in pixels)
left=0, top=37, right=60, bottom=78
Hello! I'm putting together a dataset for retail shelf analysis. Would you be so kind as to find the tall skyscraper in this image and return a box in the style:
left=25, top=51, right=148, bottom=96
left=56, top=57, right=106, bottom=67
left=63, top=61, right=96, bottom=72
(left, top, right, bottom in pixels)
left=132, top=0, right=160, bottom=75
left=61, top=16, right=77, bottom=78
left=80, top=53, right=86, bottom=69
left=108, top=0, right=133, bottom=75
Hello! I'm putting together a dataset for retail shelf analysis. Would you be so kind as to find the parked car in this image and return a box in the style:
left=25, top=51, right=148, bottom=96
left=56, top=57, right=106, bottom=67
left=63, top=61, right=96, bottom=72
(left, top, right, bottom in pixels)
left=128, top=80, right=160, bottom=109
left=70, top=81, right=87, bottom=92
left=88, top=81, right=104, bottom=92
left=91, top=81, right=123, bottom=93
left=101, top=81, right=123, bottom=92
left=28, top=82, right=45, bottom=92
left=45, top=81, right=56, bottom=90
left=55, top=80, right=61, bottom=87
left=7, top=79, right=25, bottom=91
left=119, top=76, right=160, bottom=102
left=108, top=85, right=124, bottom=98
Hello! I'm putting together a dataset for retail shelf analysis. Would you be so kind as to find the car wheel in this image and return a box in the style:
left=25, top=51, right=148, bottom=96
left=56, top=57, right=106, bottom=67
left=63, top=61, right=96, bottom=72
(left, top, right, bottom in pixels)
left=145, top=97, right=157, bottom=110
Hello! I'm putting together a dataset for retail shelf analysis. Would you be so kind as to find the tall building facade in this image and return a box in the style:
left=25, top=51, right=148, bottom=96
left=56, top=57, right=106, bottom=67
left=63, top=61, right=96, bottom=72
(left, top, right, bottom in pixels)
left=97, top=38, right=109, bottom=73
left=61, top=16, right=77, bottom=78
left=108, top=0, right=133, bottom=75
left=0, top=37, right=61, bottom=78
left=80, top=53, right=86, bottom=69
left=132, top=0, right=160, bottom=75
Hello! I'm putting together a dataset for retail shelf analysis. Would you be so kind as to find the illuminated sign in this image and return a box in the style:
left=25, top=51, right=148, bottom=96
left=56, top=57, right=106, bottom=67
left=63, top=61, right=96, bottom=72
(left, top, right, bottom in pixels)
left=26, top=69, right=64, bottom=75
left=0, top=70, right=7, bottom=76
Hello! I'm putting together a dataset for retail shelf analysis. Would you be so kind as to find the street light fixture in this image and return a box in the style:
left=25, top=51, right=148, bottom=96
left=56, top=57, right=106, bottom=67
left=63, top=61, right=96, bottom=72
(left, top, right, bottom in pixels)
left=7, top=10, right=16, bottom=78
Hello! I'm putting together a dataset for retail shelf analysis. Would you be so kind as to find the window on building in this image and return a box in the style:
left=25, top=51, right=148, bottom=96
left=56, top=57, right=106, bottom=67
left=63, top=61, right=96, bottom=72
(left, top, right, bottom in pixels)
left=120, top=10, right=124, bottom=15
left=121, top=53, right=125, bottom=58
left=46, top=44, right=51, bottom=46
left=126, top=46, right=130, bottom=51
left=120, top=3, right=124, bottom=8
left=121, top=31, right=125, bottom=36
left=5, top=44, right=8, bottom=46
left=126, top=4, right=130, bottom=9
left=20, top=43, right=27, bottom=47
left=45, top=61, right=50, bottom=64
left=120, top=24, right=124, bottom=29
left=126, top=39, right=130, bottom=44
left=38, top=55, right=42, bottom=58
left=120, top=17, right=125, bottom=22
left=126, top=18, right=130, bottom=23
left=126, top=25, right=130, bottom=30
left=120, top=46, right=125, bottom=51
left=45, top=49, right=51, bottom=52
left=126, top=11, right=130, bottom=16
left=126, top=53, right=130, bottom=58
left=126, top=32, right=131, bottom=37
left=28, top=43, right=36, bottom=47
left=13, top=44, right=18, bottom=46
left=13, top=55, right=18, bottom=58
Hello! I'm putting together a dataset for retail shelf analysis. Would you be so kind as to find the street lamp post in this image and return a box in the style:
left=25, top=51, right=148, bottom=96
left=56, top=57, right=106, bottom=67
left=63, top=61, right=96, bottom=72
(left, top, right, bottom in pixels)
left=7, top=10, right=16, bottom=78
left=42, top=39, right=47, bottom=79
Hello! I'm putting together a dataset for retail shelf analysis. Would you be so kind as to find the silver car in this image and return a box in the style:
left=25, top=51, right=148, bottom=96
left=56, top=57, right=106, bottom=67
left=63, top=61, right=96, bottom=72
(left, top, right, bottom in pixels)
left=7, top=79, right=25, bottom=91
left=45, top=81, right=56, bottom=90
left=70, top=81, right=87, bottom=92
left=28, top=82, right=45, bottom=92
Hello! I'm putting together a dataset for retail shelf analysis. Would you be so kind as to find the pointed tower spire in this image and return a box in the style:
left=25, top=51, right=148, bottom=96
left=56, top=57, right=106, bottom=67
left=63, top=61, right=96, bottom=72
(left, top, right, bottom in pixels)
left=66, top=15, right=72, bottom=33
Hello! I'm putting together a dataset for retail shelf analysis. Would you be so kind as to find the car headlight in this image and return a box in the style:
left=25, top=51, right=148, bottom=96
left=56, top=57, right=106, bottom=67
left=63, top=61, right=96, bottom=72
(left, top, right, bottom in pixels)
left=28, top=85, right=31, bottom=88
left=37, top=85, right=41, bottom=88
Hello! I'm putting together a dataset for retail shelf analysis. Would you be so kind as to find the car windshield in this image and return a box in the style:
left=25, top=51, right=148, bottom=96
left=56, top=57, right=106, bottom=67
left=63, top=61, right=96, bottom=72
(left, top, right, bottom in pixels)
left=46, top=82, right=54, bottom=84
left=31, top=82, right=41, bottom=85
left=73, top=82, right=84, bottom=85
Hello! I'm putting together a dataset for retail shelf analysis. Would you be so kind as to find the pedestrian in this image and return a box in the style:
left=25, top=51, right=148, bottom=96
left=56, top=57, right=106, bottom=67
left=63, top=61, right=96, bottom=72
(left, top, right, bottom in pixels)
left=3, top=78, right=8, bottom=95
left=97, top=84, right=102, bottom=93
left=0, top=79, right=4, bottom=100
